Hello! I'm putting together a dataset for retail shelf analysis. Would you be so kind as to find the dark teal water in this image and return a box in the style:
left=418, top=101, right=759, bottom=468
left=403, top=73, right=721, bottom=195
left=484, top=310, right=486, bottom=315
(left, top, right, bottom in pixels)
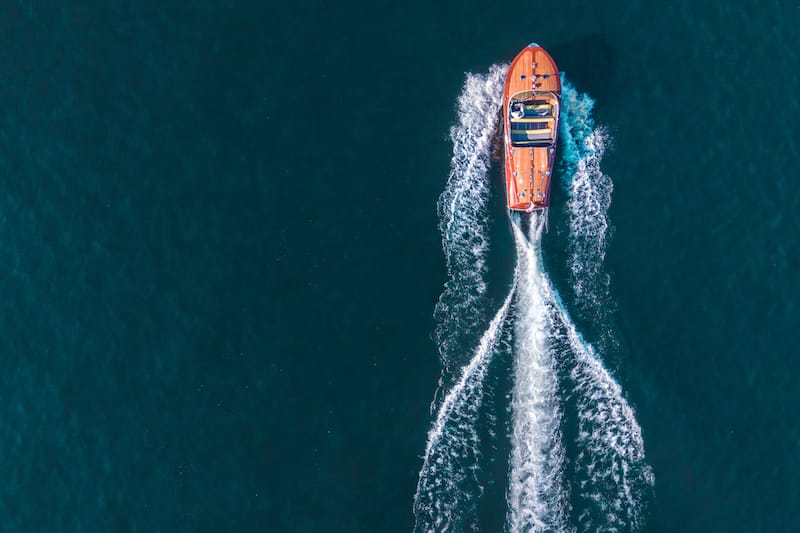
left=0, top=1, right=798, bottom=531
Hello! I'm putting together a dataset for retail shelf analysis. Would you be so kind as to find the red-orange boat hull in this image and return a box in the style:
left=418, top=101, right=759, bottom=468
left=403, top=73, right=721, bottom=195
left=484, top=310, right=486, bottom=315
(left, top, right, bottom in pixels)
left=503, top=44, right=561, bottom=211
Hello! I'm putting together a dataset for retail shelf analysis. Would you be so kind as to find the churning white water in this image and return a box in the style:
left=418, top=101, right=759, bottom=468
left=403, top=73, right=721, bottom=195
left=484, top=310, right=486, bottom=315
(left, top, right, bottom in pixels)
left=433, top=64, right=507, bottom=373
left=507, top=216, right=571, bottom=533
left=414, top=283, right=515, bottom=532
left=414, top=64, right=509, bottom=533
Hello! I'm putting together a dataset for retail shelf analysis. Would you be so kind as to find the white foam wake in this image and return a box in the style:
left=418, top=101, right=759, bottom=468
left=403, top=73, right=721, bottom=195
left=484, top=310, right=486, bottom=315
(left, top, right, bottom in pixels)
left=559, top=78, right=653, bottom=529
left=507, top=211, right=652, bottom=532
left=434, top=64, right=507, bottom=372
left=560, top=309, right=654, bottom=531
left=414, top=64, right=510, bottom=533
left=414, top=283, right=516, bottom=532
left=559, top=79, right=615, bottom=322
left=507, top=216, right=571, bottom=533
left=565, top=129, right=613, bottom=318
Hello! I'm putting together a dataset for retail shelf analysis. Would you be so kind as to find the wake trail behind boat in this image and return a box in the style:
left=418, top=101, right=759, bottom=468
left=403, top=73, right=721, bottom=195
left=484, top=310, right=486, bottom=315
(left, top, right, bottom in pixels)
left=507, top=215, right=571, bottom=533
left=558, top=78, right=654, bottom=529
left=559, top=308, right=654, bottom=531
left=434, top=64, right=507, bottom=376
left=414, top=64, right=509, bottom=533
left=414, top=284, right=516, bottom=533
left=559, top=80, right=614, bottom=327
left=507, top=210, right=652, bottom=532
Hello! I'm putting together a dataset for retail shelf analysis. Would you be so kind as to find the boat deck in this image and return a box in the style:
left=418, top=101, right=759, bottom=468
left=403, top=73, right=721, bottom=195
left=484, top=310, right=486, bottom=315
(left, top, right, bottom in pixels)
left=503, top=45, right=561, bottom=211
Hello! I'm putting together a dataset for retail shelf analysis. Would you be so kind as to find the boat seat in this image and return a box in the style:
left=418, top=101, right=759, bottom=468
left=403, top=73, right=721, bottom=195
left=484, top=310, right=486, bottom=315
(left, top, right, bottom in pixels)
left=510, top=120, right=552, bottom=131
left=512, top=129, right=552, bottom=141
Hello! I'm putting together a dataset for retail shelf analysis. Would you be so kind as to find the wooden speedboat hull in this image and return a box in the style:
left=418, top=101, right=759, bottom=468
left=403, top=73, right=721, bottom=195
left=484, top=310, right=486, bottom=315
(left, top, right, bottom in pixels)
left=503, top=43, right=561, bottom=211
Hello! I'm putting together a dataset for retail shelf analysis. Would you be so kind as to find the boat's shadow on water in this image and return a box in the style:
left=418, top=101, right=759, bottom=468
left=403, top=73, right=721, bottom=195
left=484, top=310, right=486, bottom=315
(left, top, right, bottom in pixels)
left=551, top=35, right=616, bottom=107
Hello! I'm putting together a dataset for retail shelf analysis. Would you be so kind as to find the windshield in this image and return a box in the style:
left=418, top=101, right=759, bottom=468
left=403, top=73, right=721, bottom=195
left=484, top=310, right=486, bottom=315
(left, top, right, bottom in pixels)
left=509, top=91, right=558, bottom=147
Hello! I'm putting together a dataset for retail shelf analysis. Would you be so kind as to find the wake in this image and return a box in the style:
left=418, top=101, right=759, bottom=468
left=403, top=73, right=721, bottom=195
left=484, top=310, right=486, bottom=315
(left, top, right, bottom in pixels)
left=558, top=80, right=654, bottom=530
left=415, top=66, right=653, bottom=533
left=414, top=65, right=508, bottom=533
left=434, top=64, right=508, bottom=375
left=507, top=215, right=570, bottom=532
left=559, top=80, right=615, bottom=333
left=414, top=284, right=515, bottom=532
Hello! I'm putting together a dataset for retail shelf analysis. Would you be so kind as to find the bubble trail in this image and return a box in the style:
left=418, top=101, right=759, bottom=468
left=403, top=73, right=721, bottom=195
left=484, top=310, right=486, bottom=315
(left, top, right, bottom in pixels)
left=507, top=215, right=571, bottom=533
left=558, top=78, right=654, bottom=530
left=414, top=64, right=510, bottom=533
left=559, top=79, right=614, bottom=320
left=434, top=64, right=507, bottom=373
left=556, top=299, right=654, bottom=532
left=414, top=281, right=516, bottom=533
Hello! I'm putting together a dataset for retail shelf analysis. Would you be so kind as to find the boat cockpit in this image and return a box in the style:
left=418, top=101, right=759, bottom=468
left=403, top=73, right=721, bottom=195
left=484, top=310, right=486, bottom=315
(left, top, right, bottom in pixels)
left=508, top=90, right=559, bottom=147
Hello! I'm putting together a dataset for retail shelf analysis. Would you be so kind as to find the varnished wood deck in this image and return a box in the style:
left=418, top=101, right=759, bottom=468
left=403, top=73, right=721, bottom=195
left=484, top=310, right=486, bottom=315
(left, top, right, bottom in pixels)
left=503, top=45, right=561, bottom=210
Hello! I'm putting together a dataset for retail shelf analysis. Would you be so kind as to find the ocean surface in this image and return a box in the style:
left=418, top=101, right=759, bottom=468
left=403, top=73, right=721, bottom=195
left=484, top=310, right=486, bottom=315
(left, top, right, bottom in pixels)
left=0, top=1, right=798, bottom=531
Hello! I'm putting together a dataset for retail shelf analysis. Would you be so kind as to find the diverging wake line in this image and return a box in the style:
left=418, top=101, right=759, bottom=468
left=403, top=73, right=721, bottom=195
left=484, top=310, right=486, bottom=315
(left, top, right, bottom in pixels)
left=508, top=213, right=653, bottom=532
left=414, top=282, right=515, bottom=532
left=434, top=64, right=508, bottom=377
left=414, top=66, right=653, bottom=533
left=414, top=64, right=509, bottom=533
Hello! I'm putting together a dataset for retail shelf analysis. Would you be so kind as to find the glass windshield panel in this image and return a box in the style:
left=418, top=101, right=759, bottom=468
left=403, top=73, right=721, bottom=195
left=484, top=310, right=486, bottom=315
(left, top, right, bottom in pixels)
left=509, top=91, right=557, bottom=147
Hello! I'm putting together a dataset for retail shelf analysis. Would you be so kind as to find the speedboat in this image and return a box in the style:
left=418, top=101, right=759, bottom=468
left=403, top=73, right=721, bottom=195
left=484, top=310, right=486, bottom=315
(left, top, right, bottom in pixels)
left=503, top=43, right=561, bottom=211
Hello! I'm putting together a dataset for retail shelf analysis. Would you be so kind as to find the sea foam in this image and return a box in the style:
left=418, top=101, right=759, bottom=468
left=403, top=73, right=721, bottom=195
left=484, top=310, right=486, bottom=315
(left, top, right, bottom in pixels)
left=434, top=64, right=507, bottom=375
left=507, top=215, right=572, bottom=533
left=414, top=64, right=509, bottom=533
